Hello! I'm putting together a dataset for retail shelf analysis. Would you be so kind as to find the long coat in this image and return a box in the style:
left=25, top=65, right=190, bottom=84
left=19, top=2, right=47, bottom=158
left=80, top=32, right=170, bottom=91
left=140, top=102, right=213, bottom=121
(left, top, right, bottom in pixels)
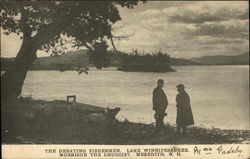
left=176, top=91, right=194, bottom=127
left=152, top=87, right=168, bottom=115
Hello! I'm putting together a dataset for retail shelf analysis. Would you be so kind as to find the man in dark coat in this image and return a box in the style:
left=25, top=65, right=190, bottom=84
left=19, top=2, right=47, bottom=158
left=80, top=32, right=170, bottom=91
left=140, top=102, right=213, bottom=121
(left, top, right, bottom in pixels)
left=176, top=84, right=194, bottom=135
left=152, top=79, right=168, bottom=132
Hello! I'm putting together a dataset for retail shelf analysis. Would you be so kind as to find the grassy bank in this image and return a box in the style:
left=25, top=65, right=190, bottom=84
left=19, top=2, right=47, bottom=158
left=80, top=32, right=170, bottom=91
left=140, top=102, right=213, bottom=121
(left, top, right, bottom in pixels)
left=1, top=99, right=249, bottom=144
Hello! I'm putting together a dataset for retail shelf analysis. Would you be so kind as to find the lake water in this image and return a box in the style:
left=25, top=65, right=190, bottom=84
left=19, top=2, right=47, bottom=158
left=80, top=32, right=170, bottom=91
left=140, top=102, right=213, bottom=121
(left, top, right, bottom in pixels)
left=20, top=66, right=249, bottom=130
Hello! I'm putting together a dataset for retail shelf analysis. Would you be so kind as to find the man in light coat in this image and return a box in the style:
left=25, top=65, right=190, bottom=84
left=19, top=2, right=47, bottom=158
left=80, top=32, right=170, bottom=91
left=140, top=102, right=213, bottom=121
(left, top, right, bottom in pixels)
left=176, top=84, right=194, bottom=136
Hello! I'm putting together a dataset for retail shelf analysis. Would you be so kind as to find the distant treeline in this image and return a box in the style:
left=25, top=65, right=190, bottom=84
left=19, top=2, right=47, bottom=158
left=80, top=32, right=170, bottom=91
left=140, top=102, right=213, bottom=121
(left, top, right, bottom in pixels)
left=115, top=50, right=175, bottom=72
left=2, top=51, right=248, bottom=72
left=1, top=50, right=175, bottom=72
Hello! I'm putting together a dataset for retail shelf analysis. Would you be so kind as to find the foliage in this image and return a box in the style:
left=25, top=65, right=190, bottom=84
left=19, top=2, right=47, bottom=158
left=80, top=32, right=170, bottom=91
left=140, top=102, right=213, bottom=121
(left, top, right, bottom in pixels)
left=88, top=40, right=110, bottom=69
left=116, top=50, right=174, bottom=72
left=0, top=0, right=144, bottom=68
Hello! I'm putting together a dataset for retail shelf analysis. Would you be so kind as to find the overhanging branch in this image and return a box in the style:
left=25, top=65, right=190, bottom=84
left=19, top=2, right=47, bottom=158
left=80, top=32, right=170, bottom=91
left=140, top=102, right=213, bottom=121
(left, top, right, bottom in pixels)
left=110, top=34, right=118, bottom=53
left=110, top=31, right=135, bottom=53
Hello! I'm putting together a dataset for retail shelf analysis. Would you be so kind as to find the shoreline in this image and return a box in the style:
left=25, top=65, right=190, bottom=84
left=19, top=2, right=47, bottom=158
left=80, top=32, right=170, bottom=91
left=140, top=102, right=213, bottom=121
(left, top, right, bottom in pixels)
left=2, top=98, right=249, bottom=144
left=7, top=97, right=249, bottom=131
left=1, top=64, right=249, bottom=72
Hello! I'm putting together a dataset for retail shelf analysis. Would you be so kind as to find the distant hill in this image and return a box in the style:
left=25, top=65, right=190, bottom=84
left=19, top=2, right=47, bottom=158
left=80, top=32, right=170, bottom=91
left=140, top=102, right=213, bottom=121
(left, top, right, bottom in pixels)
left=32, top=50, right=91, bottom=70
left=1, top=51, right=248, bottom=71
left=1, top=50, right=92, bottom=71
left=1, top=57, right=15, bottom=71
left=170, top=57, right=201, bottom=66
left=190, top=52, right=249, bottom=65
left=1, top=50, right=200, bottom=71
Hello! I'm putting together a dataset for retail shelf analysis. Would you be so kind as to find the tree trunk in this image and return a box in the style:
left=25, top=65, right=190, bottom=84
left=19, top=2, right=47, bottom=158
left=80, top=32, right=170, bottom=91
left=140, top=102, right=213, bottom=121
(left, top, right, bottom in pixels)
left=1, top=35, right=37, bottom=105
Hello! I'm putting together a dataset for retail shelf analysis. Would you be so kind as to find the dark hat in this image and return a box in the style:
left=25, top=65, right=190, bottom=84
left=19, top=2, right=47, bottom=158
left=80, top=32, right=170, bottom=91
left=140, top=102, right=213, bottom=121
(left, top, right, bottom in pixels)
left=176, top=84, right=185, bottom=89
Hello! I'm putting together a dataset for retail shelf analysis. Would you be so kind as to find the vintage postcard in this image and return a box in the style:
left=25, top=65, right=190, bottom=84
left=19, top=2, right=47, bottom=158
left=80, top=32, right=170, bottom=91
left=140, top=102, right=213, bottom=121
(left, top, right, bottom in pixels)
left=1, top=0, right=249, bottom=159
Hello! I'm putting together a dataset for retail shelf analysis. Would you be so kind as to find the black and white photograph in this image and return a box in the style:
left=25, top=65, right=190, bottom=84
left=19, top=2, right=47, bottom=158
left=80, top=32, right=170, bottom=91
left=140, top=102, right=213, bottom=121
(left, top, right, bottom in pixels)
left=1, top=0, right=249, bottom=158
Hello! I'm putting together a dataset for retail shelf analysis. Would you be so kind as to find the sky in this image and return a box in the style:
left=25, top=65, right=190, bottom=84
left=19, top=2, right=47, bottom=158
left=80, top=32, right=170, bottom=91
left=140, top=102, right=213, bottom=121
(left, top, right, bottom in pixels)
left=1, top=1, right=249, bottom=58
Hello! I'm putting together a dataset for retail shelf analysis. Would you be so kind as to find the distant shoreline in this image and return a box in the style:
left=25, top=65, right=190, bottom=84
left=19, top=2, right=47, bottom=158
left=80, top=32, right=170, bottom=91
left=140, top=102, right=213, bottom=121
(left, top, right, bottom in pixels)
left=1, top=64, right=249, bottom=72
left=1, top=52, right=248, bottom=71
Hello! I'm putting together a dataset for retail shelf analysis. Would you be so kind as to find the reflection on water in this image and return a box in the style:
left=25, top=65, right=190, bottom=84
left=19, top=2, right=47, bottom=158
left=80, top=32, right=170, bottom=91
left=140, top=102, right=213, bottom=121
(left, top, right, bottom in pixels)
left=20, top=65, right=249, bottom=130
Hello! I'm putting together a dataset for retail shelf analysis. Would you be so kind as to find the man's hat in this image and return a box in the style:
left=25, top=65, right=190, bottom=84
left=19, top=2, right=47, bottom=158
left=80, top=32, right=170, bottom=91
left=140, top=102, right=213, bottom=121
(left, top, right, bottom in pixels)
left=176, top=84, right=185, bottom=89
